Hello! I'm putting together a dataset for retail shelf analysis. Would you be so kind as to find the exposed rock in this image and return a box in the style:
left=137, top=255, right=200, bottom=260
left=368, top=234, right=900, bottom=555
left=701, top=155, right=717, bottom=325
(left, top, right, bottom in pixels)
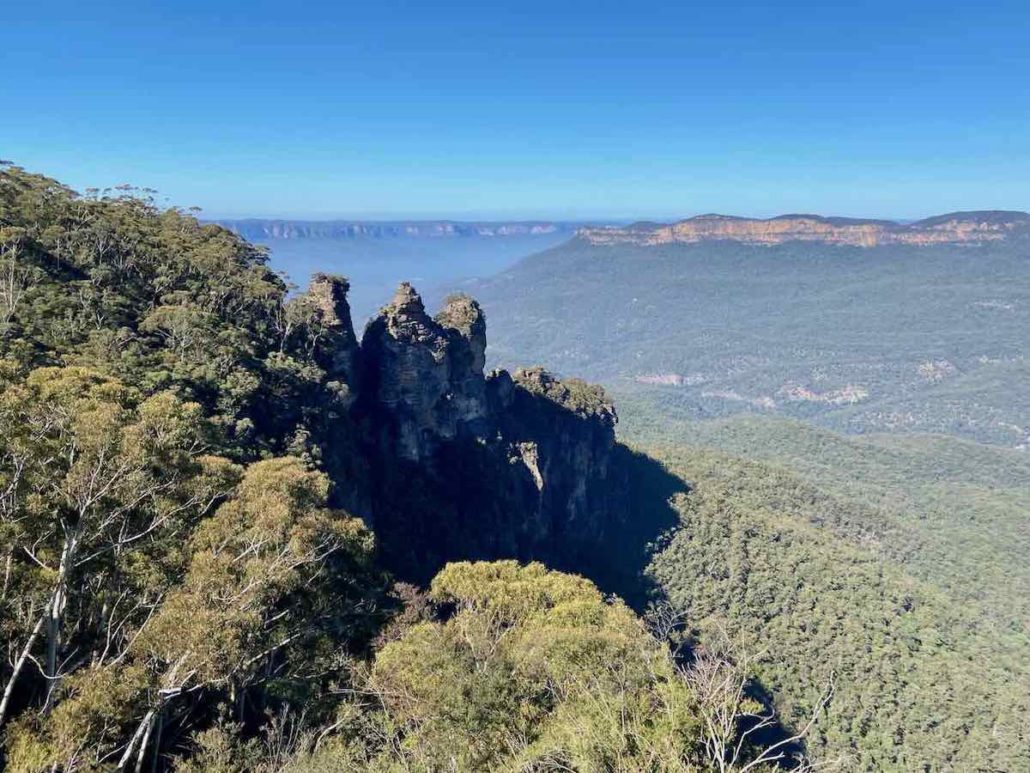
left=779, top=383, right=869, bottom=405
left=578, top=211, right=1030, bottom=247
left=492, top=367, right=623, bottom=551
left=435, top=292, right=487, bottom=374
left=217, top=218, right=572, bottom=241
left=509, top=366, right=617, bottom=426
left=346, top=281, right=627, bottom=581
left=307, top=273, right=360, bottom=406
left=359, top=283, right=489, bottom=462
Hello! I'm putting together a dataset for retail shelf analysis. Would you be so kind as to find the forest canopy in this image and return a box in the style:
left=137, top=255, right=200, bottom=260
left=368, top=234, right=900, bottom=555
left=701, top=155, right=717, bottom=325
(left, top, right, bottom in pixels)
left=0, top=165, right=811, bottom=771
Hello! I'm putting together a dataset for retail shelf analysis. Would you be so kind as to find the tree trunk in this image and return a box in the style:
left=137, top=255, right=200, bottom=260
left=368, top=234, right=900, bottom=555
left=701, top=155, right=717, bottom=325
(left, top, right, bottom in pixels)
left=44, top=525, right=78, bottom=711
left=134, top=710, right=157, bottom=773
left=149, top=711, right=164, bottom=773
left=1, top=547, right=12, bottom=600
left=118, top=708, right=156, bottom=770
left=0, top=605, right=48, bottom=727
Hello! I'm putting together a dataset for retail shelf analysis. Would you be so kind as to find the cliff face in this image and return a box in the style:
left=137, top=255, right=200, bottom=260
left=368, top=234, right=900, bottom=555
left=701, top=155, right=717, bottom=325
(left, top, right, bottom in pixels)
left=359, top=284, right=490, bottom=462
left=490, top=367, right=624, bottom=551
left=307, top=273, right=361, bottom=406
left=310, top=278, right=627, bottom=581
left=579, top=211, right=1030, bottom=247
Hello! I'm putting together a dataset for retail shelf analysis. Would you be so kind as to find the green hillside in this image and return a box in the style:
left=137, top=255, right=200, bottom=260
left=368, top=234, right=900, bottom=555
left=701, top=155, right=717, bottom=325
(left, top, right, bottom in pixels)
left=466, top=237, right=1030, bottom=446
left=622, top=409, right=1030, bottom=630
left=634, top=438, right=1030, bottom=770
left=467, top=229, right=1030, bottom=768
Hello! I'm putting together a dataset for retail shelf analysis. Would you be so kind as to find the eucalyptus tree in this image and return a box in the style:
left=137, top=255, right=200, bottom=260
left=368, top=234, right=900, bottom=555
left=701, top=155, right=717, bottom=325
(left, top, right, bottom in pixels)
left=0, top=364, right=235, bottom=730
left=4, top=457, right=383, bottom=772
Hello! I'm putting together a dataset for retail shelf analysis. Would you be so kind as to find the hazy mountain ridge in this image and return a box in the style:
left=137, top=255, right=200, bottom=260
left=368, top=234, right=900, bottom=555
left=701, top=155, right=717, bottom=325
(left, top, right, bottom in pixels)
left=579, top=210, right=1030, bottom=247
left=217, top=218, right=581, bottom=241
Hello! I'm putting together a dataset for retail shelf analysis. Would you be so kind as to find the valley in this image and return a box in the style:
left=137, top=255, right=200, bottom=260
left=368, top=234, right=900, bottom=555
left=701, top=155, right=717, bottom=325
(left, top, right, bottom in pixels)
left=10, top=1, right=1030, bottom=769
left=467, top=217, right=1030, bottom=447
left=216, top=219, right=578, bottom=324
left=3, top=166, right=1029, bottom=770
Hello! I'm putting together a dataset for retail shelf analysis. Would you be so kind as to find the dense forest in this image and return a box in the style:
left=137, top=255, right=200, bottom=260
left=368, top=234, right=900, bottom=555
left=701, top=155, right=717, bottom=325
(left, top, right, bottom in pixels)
left=0, top=164, right=815, bottom=771
left=637, top=442, right=1030, bottom=770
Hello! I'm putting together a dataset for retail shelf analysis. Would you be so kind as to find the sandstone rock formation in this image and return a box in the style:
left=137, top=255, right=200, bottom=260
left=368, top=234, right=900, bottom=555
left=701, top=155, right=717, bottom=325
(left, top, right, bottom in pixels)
left=218, top=218, right=570, bottom=240
left=491, top=367, right=624, bottom=552
left=313, top=280, right=628, bottom=581
left=307, top=273, right=360, bottom=405
left=359, top=284, right=490, bottom=462
left=579, top=211, right=1030, bottom=247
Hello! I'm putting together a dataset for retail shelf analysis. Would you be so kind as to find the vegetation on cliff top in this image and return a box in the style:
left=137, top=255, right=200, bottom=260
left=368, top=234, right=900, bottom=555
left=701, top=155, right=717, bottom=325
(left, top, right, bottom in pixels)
left=0, top=165, right=811, bottom=770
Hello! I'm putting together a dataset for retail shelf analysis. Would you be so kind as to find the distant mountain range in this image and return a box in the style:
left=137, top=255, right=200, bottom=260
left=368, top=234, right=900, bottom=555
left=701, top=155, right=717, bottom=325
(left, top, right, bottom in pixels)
left=215, top=218, right=583, bottom=240
left=578, top=210, right=1030, bottom=247
left=216, top=211, right=1030, bottom=248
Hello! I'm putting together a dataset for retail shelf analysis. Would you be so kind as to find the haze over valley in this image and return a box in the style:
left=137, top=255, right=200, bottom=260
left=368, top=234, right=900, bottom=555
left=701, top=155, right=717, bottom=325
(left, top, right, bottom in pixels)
left=216, top=219, right=579, bottom=323
left=466, top=211, right=1030, bottom=448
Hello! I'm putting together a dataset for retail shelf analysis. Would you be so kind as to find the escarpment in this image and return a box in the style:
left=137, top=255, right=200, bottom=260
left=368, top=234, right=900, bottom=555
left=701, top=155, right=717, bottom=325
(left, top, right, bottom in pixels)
left=579, top=210, right=1030, bottom=247
left=305, top=278, right=628, bottom=582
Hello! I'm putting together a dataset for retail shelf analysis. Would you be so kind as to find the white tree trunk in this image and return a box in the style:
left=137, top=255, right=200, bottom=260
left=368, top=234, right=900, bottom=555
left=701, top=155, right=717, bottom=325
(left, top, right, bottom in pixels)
left=0, top=606, right=48, bottom=727
left=44, top=526, right=78, bottom=711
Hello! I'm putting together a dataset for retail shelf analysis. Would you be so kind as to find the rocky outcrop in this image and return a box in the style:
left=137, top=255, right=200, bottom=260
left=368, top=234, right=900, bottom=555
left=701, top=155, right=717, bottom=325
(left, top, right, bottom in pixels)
left=307, top=273, right=360, bottom=405
left=490, top=367, right=624, bottom=550
left=579, top=211, right=1030, bottom=247
left=334, top=282, right=627, bottom=581
left=359, top=284, right=489, bottom=462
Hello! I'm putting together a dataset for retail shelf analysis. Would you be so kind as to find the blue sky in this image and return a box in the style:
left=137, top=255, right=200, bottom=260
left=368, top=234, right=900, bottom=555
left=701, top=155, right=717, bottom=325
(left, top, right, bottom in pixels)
left=4, top=1, right=1029, bottom=219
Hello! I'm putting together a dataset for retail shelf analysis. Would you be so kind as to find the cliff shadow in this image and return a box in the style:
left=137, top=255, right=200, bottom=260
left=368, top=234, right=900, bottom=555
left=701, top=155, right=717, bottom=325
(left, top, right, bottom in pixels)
left=581, top=442, right=686, bottom=611
left=360, top=390, right=686, bottom=615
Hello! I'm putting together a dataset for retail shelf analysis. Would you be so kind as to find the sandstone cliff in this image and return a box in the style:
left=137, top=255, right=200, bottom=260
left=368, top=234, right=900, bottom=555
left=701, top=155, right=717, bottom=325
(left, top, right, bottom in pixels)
left=579, top=211, right=1030, bottom=247
left=307, top=273, right=361, bottom=406
left=303, top=277, right=628, bottom=581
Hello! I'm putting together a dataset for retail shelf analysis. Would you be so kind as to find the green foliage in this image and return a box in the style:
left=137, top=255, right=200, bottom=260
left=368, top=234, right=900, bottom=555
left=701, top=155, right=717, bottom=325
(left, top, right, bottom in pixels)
left=623, top=413, right=1030, bottom=631
left=5, top=664, right=154, bottom=771
left=139, top=457, right=378, bottom=689
left=5, top=457, right=384, bottom=772
left=0, top=361, right=230, bottom=738
left=638, top=438, right=1030, bottom=770
left=286, top=561, right=712, bottom=772
left=513, top=366, right=615, bottom=419
left=0, top=164, right=346, bottom=458
left=0, top=166, right=386, bottom=770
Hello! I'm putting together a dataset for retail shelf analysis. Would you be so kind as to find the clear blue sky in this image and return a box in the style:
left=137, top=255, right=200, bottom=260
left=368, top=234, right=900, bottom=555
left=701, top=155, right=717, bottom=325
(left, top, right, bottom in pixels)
left=4, top=1, right=1029, bottom=220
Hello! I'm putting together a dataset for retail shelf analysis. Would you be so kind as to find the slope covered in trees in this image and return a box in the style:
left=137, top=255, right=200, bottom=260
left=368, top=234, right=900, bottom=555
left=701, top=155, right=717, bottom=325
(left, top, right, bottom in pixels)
left=632, top=437, right=1030, bottom=770
left=453, top=214, right=1030, bottom=768
left=7, top=162, right=1027, bottom=770
left=0, top=164, right=390, bottom=769
left=0, top=165, right=808, bottom=771
left=464, top=233, right=1030, bottom=447
left=622, top=410, right=1030, bottom=633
